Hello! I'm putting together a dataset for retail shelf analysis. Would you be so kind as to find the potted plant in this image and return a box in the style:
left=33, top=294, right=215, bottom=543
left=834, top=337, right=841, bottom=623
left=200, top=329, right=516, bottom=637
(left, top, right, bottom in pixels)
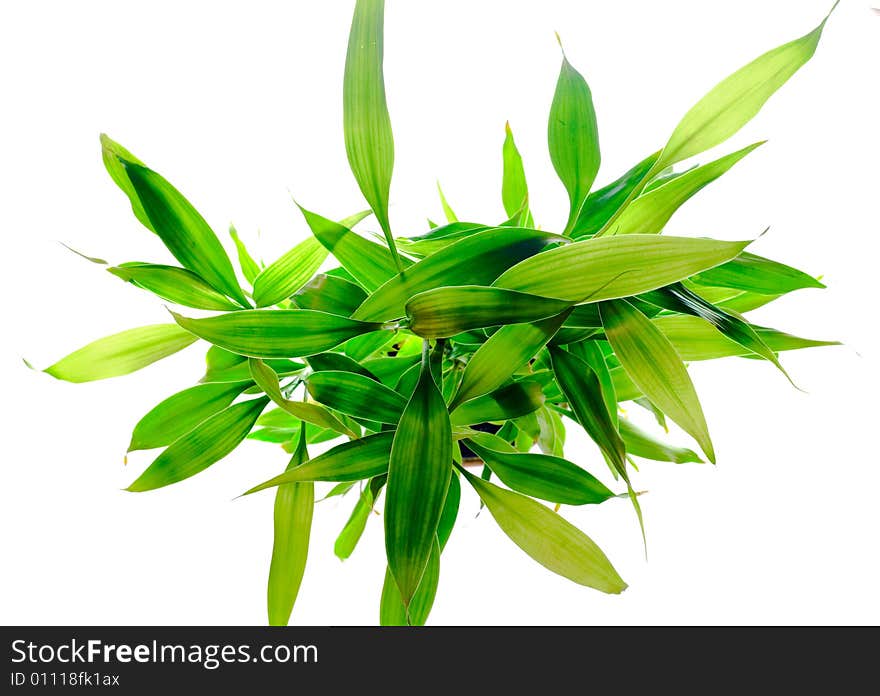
left=36, top=0, right=838, bottom=625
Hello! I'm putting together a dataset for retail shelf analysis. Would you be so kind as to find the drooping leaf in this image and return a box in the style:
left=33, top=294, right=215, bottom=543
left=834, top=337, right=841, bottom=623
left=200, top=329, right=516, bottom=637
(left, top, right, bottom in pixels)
left=501, top=121, right=533, bottom=226
left=437, top=473, right=461, bottom=550
left=99, top=134, right=152, bottom=231
left=450, top=380, right=545, bottom=426
left=44, top=324, right=197, bottom=383
left=460, top=467, right=626, bottom=593
left=129, top=379, right=252, bottom=452
left=450, top=310, right=571, bottom=410
left=107, top=263, right=243, bottom=311
left=120, top=161, right=249, bottom=307
left=566, top=340, right=618, bottom=426
left=535, top=404, right=565, bottom=457
left=244, top=432, right=395, bottom=494
left=656, top=6, right=835, bottom=169
left=691, top=251, right=825, bottom=294
left=610, top=142, right=764, bottom=235
left=380, top=536, right=440, bottom=626
left=352, top=227, right=565, bottom=322
left=307, top=370, right=406, bottom=424
left=292, top=273, right=368, bottom=316
left=385, top=346, right=452, bottom=606
left=335, top=475, right=385, bottom=560
left=406, top=285, right=572, bottom=338
left=228, top=224, right=262, bottom=286
left=619, top=418, right=703, bottom=464
left=600, top=299, right=715, bottom=462
left=343, top=0, right=402, bottom=269
left=127, top=397, right=269, bottom=492
left=171, top=309, right=383, bottom=359
left=267, top=429, right=314, bottom=626
left=548, top=45, right=601, bottom=234
left=465, top=435, right=613, bottom=506
left=253, top=237, right=329, bottom=307
left=494, top=234, right=749, bottom=302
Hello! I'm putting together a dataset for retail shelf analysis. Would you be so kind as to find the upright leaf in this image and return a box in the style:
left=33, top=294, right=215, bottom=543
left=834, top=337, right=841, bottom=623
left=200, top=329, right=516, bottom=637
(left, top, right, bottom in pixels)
left=343, top=0, right=402, bottom=269
left=501, top=122, right=533, bottom=226
left=600, top=299, right=715, bottom=462
left=44, top=324, right=197, bottom=383
left=267, top=429, right=314, bottom=626
left=548, top=45, right=601, bottom=234
left=385, top=345, right=452, bottom=606
left=228, top=224, right=262, bottom=286
left=460, top=468, right=626, bottom=594
left=99, top=134, right=152, bottom=232
left=253, top=237, right=328, bottom=307
left=436, top=182, right=458, bottom=223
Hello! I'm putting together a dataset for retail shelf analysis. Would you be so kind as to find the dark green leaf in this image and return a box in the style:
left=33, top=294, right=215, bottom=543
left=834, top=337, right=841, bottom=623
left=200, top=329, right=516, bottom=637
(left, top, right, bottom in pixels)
left=450, top=380, right=545, bottom=426
left=307, top=370, right=406, bottom=424
left=380, top=536, right=440, bottom=626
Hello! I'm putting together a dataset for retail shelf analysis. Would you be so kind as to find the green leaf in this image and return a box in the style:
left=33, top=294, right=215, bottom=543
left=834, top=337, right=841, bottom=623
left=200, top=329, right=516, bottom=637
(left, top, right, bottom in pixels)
left=99, top=134, right=152, bottom=232
left=306, top=352, right=377, bottom=380
left=494, top=234, right=749, bottom=302
left=436, top=182, right=458, bottom=223
left=292, top=273, right=368, bottom=316
left=501, top=122, right=533, bottom=226
left=107, top=263, right=242, bottom=311
left=610, top=142, right=764, bottom=235
left=298, top=204, right=409, bottom=291
left=600, top=299, right=715, bottom=462
left=536, top=405, right=565, bottom=457
left=335, top=476, right=385, bottom=560
left=656, top=6, right=835, bottom=169
left=567, top=340, right=618, bottom=426
left=380, top=536, right=440, bottom=626
left=450, top=380, right=545, bottom=426
left=460, top=467, right=626, bottom=593
left=343, top=330, right=398, bottom=362
left=406, top=285, right=573, bottom=338
left=619, top=418, right=703, bottom=464
left=465, top=435, right=613, bottom=506
left=129, top=379, right=252, bottom=452
left=338, top=209, right=373, bottom=229
left=120, top=161, right=249, bottom=307
left=437, top=473, right=460, bottom=550
left=396, top=222, right=490, bottom=257
left=228, top=225, right=262, bottom=286
left=353, top=227, right=565, bottom=322
left=127, top=396, right=269, bottom=492
left=450, top=310, right=571, bottom=410
left=248, top=359, right=357, bottom=438
left=171, top=309, right=383, bottom=359
left=654, top=314, right=838, bottom=361
left=570, top=152, right=660, bottom=238
left=253, top=237, right=329, bottom=307
left=244, top=432, right=395, bottom=494
left=691, top=251, right=824, bottom=294
left=343, top=0, right=402, bottom=270
left=385, top=346, right=452, bottom=606
left=548, top=45, right=601, bottom=234
left=307, top=370, right=406, bottom=424
left=267, top=429, right=314, bottom=626
left=44, top=324, right=197, bottom=383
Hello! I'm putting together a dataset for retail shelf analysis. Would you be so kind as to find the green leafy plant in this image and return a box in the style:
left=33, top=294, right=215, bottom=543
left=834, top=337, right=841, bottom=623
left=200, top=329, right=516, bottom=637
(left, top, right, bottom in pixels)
left=37, top=1, right=839, bottom=625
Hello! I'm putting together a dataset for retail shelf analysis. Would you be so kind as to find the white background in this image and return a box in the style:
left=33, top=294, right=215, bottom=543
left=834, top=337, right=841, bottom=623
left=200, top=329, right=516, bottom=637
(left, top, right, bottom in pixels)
left=1, top=0, right=878, bottom=626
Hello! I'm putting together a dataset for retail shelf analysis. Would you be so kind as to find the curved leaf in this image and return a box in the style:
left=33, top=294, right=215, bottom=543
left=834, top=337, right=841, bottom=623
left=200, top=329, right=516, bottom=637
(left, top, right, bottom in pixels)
left=618, top=418, right=703, bottom=464
left=292, top=273, right=368, bottom=316
left=99, top=134, right=152, bottom=231
left=380, top=536, right=440, bottom=627
left=108, top=263, right=242, bottom=311
left=450, top=380, right=545, bottom=426
left=228, top=224, right=262, bottom=285
left=501, top=122, right=533, bottom=226
left=307, top=370, right=406, bottom=424
left=691, top=251, right=824, bottom=294
left=253, top=237, right=328, bottom=307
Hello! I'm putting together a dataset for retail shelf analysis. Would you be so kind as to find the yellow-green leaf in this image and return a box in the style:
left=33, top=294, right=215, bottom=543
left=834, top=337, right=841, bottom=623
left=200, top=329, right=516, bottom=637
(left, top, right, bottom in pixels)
left=107, top=263, right=243, bottom=311
left=253, top=237, right=328, bottom=308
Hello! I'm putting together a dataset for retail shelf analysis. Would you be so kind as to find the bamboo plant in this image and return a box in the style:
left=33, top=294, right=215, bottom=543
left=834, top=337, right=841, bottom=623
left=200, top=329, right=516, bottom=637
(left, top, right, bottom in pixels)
left=38, top=1, right=838, bottom=625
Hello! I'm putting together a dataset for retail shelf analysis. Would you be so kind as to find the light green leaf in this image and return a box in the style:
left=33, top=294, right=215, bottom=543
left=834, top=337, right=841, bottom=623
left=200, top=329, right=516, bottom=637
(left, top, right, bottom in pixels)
left=128, top=396, right=269, bottom=492
left=306, top=352, right=377, bottom=380
left=99, top=134, right=152, bottom=232
left=450, top=380, right=545, bottom=426
left=307, top=370, right=406, bottom=424
left=267, top=429, right=314, bottom=626
left=385, top=346, right=452, bottom=606
left=461, top=467, right=626, bottom=593
left=600, top=299, right=715, bottom=462
left=44, top=324, right=197, bottom=383
left=436, top=182, right=458, bottom=223
left=618, top=418, right=703, bottom=464
left=129, top=379, right=252, bottom=452
left=536, top=405, right=565, bottom=457
left=107, top=263, right=242, bottom=311
left=253, top=237, right=328, bottom=308
left=171, top=309, right=383, bottom=359
left=691, top=251, right=824, bottom=294
left=292, top=273, right=367, bottom=316
left=501, top=121, right=533, bottom=226
left=228, top=225, right=262, bottom=286
left=343, top=0, right=402, bottom=270
left=335, top=476, right=385, bottom=560
left=380, top=536, right=440, bottom=627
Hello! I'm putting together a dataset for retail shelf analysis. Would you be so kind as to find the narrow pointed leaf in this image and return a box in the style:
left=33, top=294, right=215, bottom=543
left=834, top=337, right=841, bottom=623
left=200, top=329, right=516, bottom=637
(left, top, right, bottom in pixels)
left=567, top=340, right=618, bottom=426
left=450, top=380, right=545, bottom=426
left=129, top=379, right=252, bottom=452
left=619, top=418, right=703, bottom=464
left=99, top=134, right=152, bottom=231
left=437, top=474, right=460, bottom=550
left=657, top=7, right=835, bottom=168
left=548, top=50, right=601, bottom=233
left=380, top=536, right=440, bottom=626
left=267, top=430, right=314, bottom=626
left=536, top=405, right=566, bottom=457
left=436, top=182, right=458, bottom=223
left=385, top=349, right=452, bottom=605
left=611, top=142, right=763, bottom=235
left=407, top=286, right=572, bottom=338
left=495, top=234, right=749, bottom=302
left=307, top=370, right=406, bottom=424
left=465, top=435, right=613, bottom=506
left=44, top=324, right=197, bottom=383
left=171, top=309, right=383, bottom=359
left=344, top=0, right=401, bottom=268
left=600, top=299, right=715, bottom=462
left=501, top=122, right=533, bottom=226
left=128, top=396, right=269, bottom=492
left=228, top=225, right=262, bottom=286
left=691, top=251, right=824, bottom=294
left=306, top=352, right=377, bottom=380
left=292, top=273, right=368, bottom=316
left=108, top=263, right=242, bottom=310
left=353, top=227, right=565, bottom=322
left=121, top=161, right=249, bottom=307
left=335, top=476, right=385, bottom=560
left=338, top=209, right=373, bottom=229
left=253, top=237, right=328, bottom=307
left=461, top=467, right=626, bottom=593
left=451, top=311, right=570, bottom=410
